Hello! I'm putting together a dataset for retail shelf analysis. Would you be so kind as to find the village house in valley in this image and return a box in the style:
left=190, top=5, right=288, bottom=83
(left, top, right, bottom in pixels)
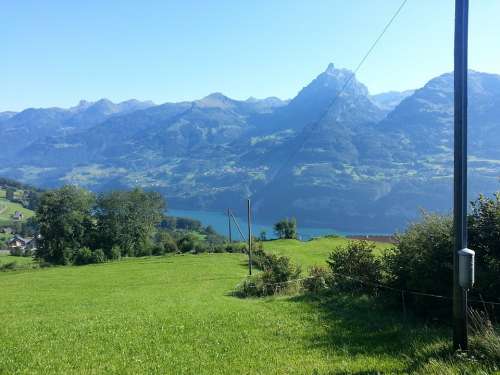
left=7, top=234, right=37, bottom=251
left=12, top=211, right=23, bottom=221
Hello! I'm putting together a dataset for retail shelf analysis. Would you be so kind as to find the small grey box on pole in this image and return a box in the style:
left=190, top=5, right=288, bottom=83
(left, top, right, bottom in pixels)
left=247, top=199, right=252, bottom=275
left=453, top=0, right=469, bottom=351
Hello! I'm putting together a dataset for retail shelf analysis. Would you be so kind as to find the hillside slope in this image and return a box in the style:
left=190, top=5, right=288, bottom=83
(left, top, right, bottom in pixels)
left=0, top=253, right=458, bottom=374
left=1, top=65, right=499, bottom=231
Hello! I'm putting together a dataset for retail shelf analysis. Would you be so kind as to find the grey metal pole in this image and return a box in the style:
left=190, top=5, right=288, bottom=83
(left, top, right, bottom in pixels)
left=227, top=208, right=232, bottom=243
left=247, top=199, right=252, bottom=275
left=453, top=0, right=469, bottom=351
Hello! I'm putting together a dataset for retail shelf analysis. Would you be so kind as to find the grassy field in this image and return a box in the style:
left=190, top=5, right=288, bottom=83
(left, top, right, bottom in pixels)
left=0, top=188, right=34, bottom=227
left=0, top=253, right=36, bottom=267
left=262, top=237, right=392, bottom=269
left=3, top=245, right=484, bottom=374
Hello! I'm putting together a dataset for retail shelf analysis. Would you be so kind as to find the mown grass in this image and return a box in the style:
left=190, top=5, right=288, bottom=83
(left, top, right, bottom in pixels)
left=262, top=237, right=392, bottom=269
left=1, top=236, right=497, bottom=374
left=0, top=254, right=35, bottom=266
left=2, top=251, right=492, bottom=374
left=0, top=254, right=38, bottom=272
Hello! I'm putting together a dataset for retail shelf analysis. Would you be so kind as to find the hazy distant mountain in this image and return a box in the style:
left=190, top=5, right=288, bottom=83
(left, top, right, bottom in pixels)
left=1, top=65, right=499, bottom=232
left=370, top=90, right=414, bottom=112
left=0, top=99, right=154, bottom=161
left=0, top=111, right=17, bottom=121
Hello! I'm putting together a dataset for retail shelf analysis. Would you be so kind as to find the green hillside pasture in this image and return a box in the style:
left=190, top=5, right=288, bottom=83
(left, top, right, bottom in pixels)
left=0, top=253, right=473, bottom=374
left=0, top=190, right=34, bottom=226
left=262, top=237, right=392, bottom=270
left=0, top=253, right=36, bottom=267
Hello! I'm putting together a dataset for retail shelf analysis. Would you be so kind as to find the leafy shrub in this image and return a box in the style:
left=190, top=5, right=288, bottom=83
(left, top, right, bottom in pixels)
left=74, top=247, right=93, bottom=265
left=194, top=242, right=209, bottom=254
left=326, top=240, right=382, bottom=293
left=9, top=247, right=24, bottom=257
left=468, top=193, right=500, bottom=303
left=303, top=266, right=330, bottom=294
left=233, top=275, right=265, bottom=297
left=109, top=245, right=121, bottom=260
left=0, top=261, right=17, bottom=271
left=235, top=249, right=301, bottom=297
left=384, top=213, right=454, bottom=316
left=137, top=243, right=153, bottom=257
left=176, top=233, right=197, bottom=253
left=92, top=249, right=106, bottom=263
left=159, top=234, right=178, bottom=254
left=10, top=247, right=34, bottom=257
left=224, top=242, right=247, bottom=253
left=210, top=243, right=226, bottom=253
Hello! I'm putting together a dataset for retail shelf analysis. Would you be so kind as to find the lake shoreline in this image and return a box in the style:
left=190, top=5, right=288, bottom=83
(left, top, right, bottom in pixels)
left=167, top=207, right=392, bottom=240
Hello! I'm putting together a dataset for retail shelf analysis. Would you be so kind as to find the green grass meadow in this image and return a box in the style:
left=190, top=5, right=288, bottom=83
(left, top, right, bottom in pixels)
left=0, top=240, right=473, bottom=375
left=262, top=237, right=391, bottom=269
left=0, top=188, right=34, bottom=227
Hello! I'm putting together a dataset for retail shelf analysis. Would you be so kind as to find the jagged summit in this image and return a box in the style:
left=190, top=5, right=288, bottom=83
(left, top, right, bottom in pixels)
left=325, top=62, right=336, bottom=74
left=1, top=67, right=500, bottom=232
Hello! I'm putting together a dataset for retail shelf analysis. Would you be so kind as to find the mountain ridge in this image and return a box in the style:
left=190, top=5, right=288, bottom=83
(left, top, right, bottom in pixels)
left=1, top=64, right=499, bottom=232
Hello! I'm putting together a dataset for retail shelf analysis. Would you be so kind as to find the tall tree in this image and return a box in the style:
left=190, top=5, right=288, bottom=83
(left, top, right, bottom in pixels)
left=95, top=188, right=165, bottom=257
left=273, top=218, right=298, bottom=239
left=5, top=188, right=15, bottom=202
left=35, top=186, right=95, bottom=264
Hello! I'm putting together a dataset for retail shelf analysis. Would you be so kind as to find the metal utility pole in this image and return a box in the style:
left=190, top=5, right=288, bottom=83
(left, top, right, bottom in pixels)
left=247, top=199, right=252, bottom=275
left=453, top=0, right=469, bottom=351
left=227, top=208, right=232, bottom=243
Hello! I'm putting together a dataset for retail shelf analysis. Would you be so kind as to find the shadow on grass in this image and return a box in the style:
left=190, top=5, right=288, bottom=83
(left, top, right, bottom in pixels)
left=286, top=292, right=453, bottom=374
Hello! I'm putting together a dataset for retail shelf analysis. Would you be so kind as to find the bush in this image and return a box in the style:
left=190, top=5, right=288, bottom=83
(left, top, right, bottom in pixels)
left=468, top=193, right=500, bottom=303
left=225, top=242, right=246, bottom=253
left=109, top=245, right=121, bottom=260
left=211, top=243, right=226, bottom=253
left=384, top=198, right=500, bottom=318
left=9, top=247, right=24, bottom=257
left=0, top=261, right=17, bottom=271
left=303, top=265, right=330, bottom=294
left=384, top=213, right=454, bottom=316
left=234, top=275, right=264, bottom=297
left=74, top=247, right=93, bottom=265
left=176, top=234, right=197, bottom=253
left=194, top=242, right=209, bottom=254
left=92, top=249, right=106, bottom=263
left=235, top=250, right=301, bottom=297
left=326, top=240, right=382, bottom=293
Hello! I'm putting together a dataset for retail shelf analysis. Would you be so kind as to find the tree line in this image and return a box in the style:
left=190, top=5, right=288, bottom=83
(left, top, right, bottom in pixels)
left=36, top=186, right=166, bottom=264
left=31, top=185, right=303, bottom=265
left=33, top=185, right=249, bottom=265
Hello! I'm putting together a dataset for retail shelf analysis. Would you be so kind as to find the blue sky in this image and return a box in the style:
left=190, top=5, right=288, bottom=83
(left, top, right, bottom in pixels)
left=2, top=0, right=499, bottom=111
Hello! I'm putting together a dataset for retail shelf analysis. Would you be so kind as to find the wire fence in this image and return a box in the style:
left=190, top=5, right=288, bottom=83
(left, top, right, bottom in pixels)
left=234, top=270, right=500, bottom=311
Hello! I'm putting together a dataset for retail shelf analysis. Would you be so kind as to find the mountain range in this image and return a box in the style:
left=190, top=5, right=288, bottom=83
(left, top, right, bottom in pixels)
left=1, top=63, right=499, bottom=232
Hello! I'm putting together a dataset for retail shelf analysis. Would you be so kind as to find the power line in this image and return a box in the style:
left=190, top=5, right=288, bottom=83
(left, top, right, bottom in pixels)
left=253, top=0, right=409, bottom=194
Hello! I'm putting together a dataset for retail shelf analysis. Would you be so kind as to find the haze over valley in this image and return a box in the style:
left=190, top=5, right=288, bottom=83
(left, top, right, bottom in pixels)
left=1, top=63, right=499, bottom=232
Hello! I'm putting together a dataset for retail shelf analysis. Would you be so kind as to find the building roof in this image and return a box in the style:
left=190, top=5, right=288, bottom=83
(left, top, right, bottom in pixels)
left=8, top=234, right=32, bottom=244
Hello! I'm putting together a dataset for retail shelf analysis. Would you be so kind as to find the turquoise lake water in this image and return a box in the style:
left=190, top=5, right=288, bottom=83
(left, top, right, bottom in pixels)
left=168, top=208, right=347, bottom=240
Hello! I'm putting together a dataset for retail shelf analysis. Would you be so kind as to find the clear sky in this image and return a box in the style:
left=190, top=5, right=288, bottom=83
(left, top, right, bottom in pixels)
left=2, top=0, right=499, bottom=111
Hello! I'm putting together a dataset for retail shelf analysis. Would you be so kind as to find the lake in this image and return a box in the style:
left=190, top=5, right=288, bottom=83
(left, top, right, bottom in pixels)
left=168, top=208, right=348, bottom=240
